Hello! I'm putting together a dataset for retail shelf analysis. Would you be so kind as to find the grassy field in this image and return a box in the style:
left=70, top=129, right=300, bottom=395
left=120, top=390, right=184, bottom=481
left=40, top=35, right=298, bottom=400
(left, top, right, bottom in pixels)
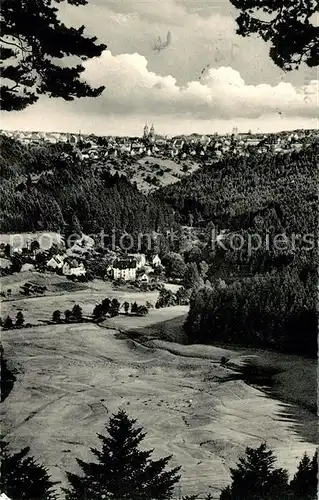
left=100, top=155, right=200, bottom=193
left=2, top=318, right=317, bottom=498
left=101, top=306, right=188, bottom=336
left=1, top=272, right=317, bottom=498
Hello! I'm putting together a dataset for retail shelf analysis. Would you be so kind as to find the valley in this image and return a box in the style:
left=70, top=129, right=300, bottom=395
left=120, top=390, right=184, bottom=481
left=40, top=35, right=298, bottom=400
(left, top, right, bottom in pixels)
left=1, top=281, right=317, bottom=499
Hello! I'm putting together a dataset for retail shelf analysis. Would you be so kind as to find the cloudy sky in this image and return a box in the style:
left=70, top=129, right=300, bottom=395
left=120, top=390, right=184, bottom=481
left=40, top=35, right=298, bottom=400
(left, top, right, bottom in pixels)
left=2, top=0, right=318, bottom=136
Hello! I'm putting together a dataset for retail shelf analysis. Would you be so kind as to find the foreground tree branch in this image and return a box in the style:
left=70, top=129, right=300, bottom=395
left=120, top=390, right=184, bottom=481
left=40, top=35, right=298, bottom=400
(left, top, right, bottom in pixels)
left=0, top=0, right=107, bottom=111
left=229, top=0, right=319, bottom=70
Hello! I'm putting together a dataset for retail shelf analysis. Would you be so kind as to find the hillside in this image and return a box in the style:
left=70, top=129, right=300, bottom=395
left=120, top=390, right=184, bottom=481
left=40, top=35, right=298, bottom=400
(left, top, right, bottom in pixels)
left=95, top=155, right=200, bottom=194
left=0, top=135, right=65, bottom=180
left=156, top=146, right=318, bottom=234
left=0, top=143, right=177, bottom=236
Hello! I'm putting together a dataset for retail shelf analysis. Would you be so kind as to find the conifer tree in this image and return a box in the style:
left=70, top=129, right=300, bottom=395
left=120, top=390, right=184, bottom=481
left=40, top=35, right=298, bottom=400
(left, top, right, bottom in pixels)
left=131, top=301, right=138, bottom=314
left=1, top=441, right=58, bottom=500
left=1, top=0, right=106, bottom=111
left=109, top=298, right=120, bottom=317
left=64, top=409, right=181, bottom=500
left=229, top=0, right=318, bottom=70
left=219, top=443, right=290, bottom=500
left=72, top=304, right=83, bottom=322
left=64, top=309, right=72, bottom=323
left=52, top=310, right=62, bottom=323
left=92, top=304, right=104, bottom=320
left=183, top=262, right=204, bottom=290
left=3, top=316, right=13, bottom=330
left=123, top=301, right=130, bottom=314
left=101, top=298, right=111, bottom=315
left=290, top=451, right=318, bottom=500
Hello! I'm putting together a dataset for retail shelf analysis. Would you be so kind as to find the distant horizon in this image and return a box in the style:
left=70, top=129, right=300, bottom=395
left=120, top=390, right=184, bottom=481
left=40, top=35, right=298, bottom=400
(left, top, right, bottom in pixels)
left=1, top=124, right=317, bottom=139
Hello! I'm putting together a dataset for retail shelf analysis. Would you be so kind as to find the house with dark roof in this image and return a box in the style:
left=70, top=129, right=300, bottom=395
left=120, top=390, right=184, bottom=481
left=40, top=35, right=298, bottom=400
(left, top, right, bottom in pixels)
left=112, top=259, right=137, bottom=281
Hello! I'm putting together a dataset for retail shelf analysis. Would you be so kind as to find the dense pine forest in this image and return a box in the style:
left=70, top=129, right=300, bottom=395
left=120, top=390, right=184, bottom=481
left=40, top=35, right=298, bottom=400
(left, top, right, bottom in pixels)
left=157, top=146, right=318, bottom=235
left=0, top=136, right=176, bottom=236
left=157, top=147, right=318, bottom=357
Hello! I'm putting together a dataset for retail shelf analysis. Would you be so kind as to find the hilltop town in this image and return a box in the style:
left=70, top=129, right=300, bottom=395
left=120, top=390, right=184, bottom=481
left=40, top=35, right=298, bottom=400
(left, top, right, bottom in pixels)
left=1, top=125, right=317, bottom=159
left=1, top=126, right=318, bottom=195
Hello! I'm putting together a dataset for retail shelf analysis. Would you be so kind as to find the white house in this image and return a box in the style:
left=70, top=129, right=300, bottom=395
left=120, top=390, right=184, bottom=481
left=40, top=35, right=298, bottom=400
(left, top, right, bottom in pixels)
left=151, top=254, right=162, bottom=267
left=138, top=273, right=149, bottom=283
left=47, top=254, right=65, bottom=270
left=62, top=260, right=86, bottom=276
left=112, top=259, right=137, bottom=281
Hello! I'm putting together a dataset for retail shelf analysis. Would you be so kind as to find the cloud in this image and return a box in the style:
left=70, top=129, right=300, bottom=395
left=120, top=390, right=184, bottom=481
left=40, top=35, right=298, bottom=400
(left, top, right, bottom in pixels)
left=59, top=0, right=313, bottom=90
left=79, top=50, right=317, bottom=120
left=2, top=1, right=317, bottom=136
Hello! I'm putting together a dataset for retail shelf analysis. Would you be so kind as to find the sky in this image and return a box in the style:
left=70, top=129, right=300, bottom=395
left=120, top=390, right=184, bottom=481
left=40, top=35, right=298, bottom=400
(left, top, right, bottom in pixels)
left=1, top=0, right=318, bottom=136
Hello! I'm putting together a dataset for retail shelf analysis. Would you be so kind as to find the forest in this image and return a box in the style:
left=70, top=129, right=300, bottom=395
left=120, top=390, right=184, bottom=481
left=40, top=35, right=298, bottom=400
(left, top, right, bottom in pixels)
left=166, top=148, right=318, bottom=357
left=1, top=136, right=317, bottom=356
left=0, top=136, right=176, bottom=238
left=158, top=146, right=318, bottom=236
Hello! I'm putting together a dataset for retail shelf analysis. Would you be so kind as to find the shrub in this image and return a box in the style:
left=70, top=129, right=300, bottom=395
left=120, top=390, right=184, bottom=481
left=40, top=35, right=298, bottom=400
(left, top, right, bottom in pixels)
left=15, top=311, right=25, bottom=328
left=52, top=310, right=62, bottom=323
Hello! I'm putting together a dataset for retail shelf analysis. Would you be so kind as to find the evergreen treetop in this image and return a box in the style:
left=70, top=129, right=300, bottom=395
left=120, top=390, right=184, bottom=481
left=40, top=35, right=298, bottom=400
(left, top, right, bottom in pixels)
left=64, top=409, right=181, bottom=500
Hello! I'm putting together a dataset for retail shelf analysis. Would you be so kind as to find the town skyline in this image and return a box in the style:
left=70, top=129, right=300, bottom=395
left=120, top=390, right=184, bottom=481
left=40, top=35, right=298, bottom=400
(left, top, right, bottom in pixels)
left=1, top=119, right=318, bottom=138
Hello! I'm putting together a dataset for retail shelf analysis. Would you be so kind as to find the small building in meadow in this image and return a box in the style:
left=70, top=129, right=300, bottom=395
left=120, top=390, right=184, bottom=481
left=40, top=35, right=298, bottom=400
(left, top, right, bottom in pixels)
left=47, top=254, right=65, bottom=270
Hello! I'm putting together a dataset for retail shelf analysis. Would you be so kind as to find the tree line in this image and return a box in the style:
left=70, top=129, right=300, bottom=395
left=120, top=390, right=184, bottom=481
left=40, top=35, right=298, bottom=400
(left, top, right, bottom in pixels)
left=184, top=269, right=316, bottom=358
left=92, top=298, right=149, bottom=319
left=156, top=148, right=318, bottom=358
left=1, top=409, right=317, bottom=500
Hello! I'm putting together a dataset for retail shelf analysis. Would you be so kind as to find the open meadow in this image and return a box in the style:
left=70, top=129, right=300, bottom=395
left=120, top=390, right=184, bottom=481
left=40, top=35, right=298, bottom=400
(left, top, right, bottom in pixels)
left=1, top=295, right=317, bottom=498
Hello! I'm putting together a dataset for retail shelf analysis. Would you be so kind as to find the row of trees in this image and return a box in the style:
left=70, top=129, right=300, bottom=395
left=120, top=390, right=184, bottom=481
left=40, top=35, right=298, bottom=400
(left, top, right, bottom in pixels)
left=92, top=298, right=150, bottom=319
left=1, top=311, right=25, bottom=330
left=2, top=410, right=317, bottom=500
left=52, top=304, right=83, bottom=324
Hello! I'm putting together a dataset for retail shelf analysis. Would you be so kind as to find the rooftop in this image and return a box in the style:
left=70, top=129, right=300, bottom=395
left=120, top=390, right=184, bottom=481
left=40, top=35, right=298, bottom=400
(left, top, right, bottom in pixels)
left=113, top=259, right=137, bottom=270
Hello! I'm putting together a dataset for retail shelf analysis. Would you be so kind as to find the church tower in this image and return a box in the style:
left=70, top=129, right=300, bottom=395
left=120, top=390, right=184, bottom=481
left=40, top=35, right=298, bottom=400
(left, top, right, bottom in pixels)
left=150, top=124, right=155, bottom=137
left=143, top=124, right=149, bottom=138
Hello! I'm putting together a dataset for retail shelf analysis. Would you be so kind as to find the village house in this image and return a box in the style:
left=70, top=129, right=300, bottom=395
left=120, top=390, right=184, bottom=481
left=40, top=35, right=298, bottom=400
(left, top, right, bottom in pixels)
left=46, top=254, right=65, bottom=270
left=111, top=259, right=137, bottom=281
left=62, top=259, right=86, bottom=276
left=150, top=254, right=162, bottom=267
left=138, top=272, right=149, bottom=283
